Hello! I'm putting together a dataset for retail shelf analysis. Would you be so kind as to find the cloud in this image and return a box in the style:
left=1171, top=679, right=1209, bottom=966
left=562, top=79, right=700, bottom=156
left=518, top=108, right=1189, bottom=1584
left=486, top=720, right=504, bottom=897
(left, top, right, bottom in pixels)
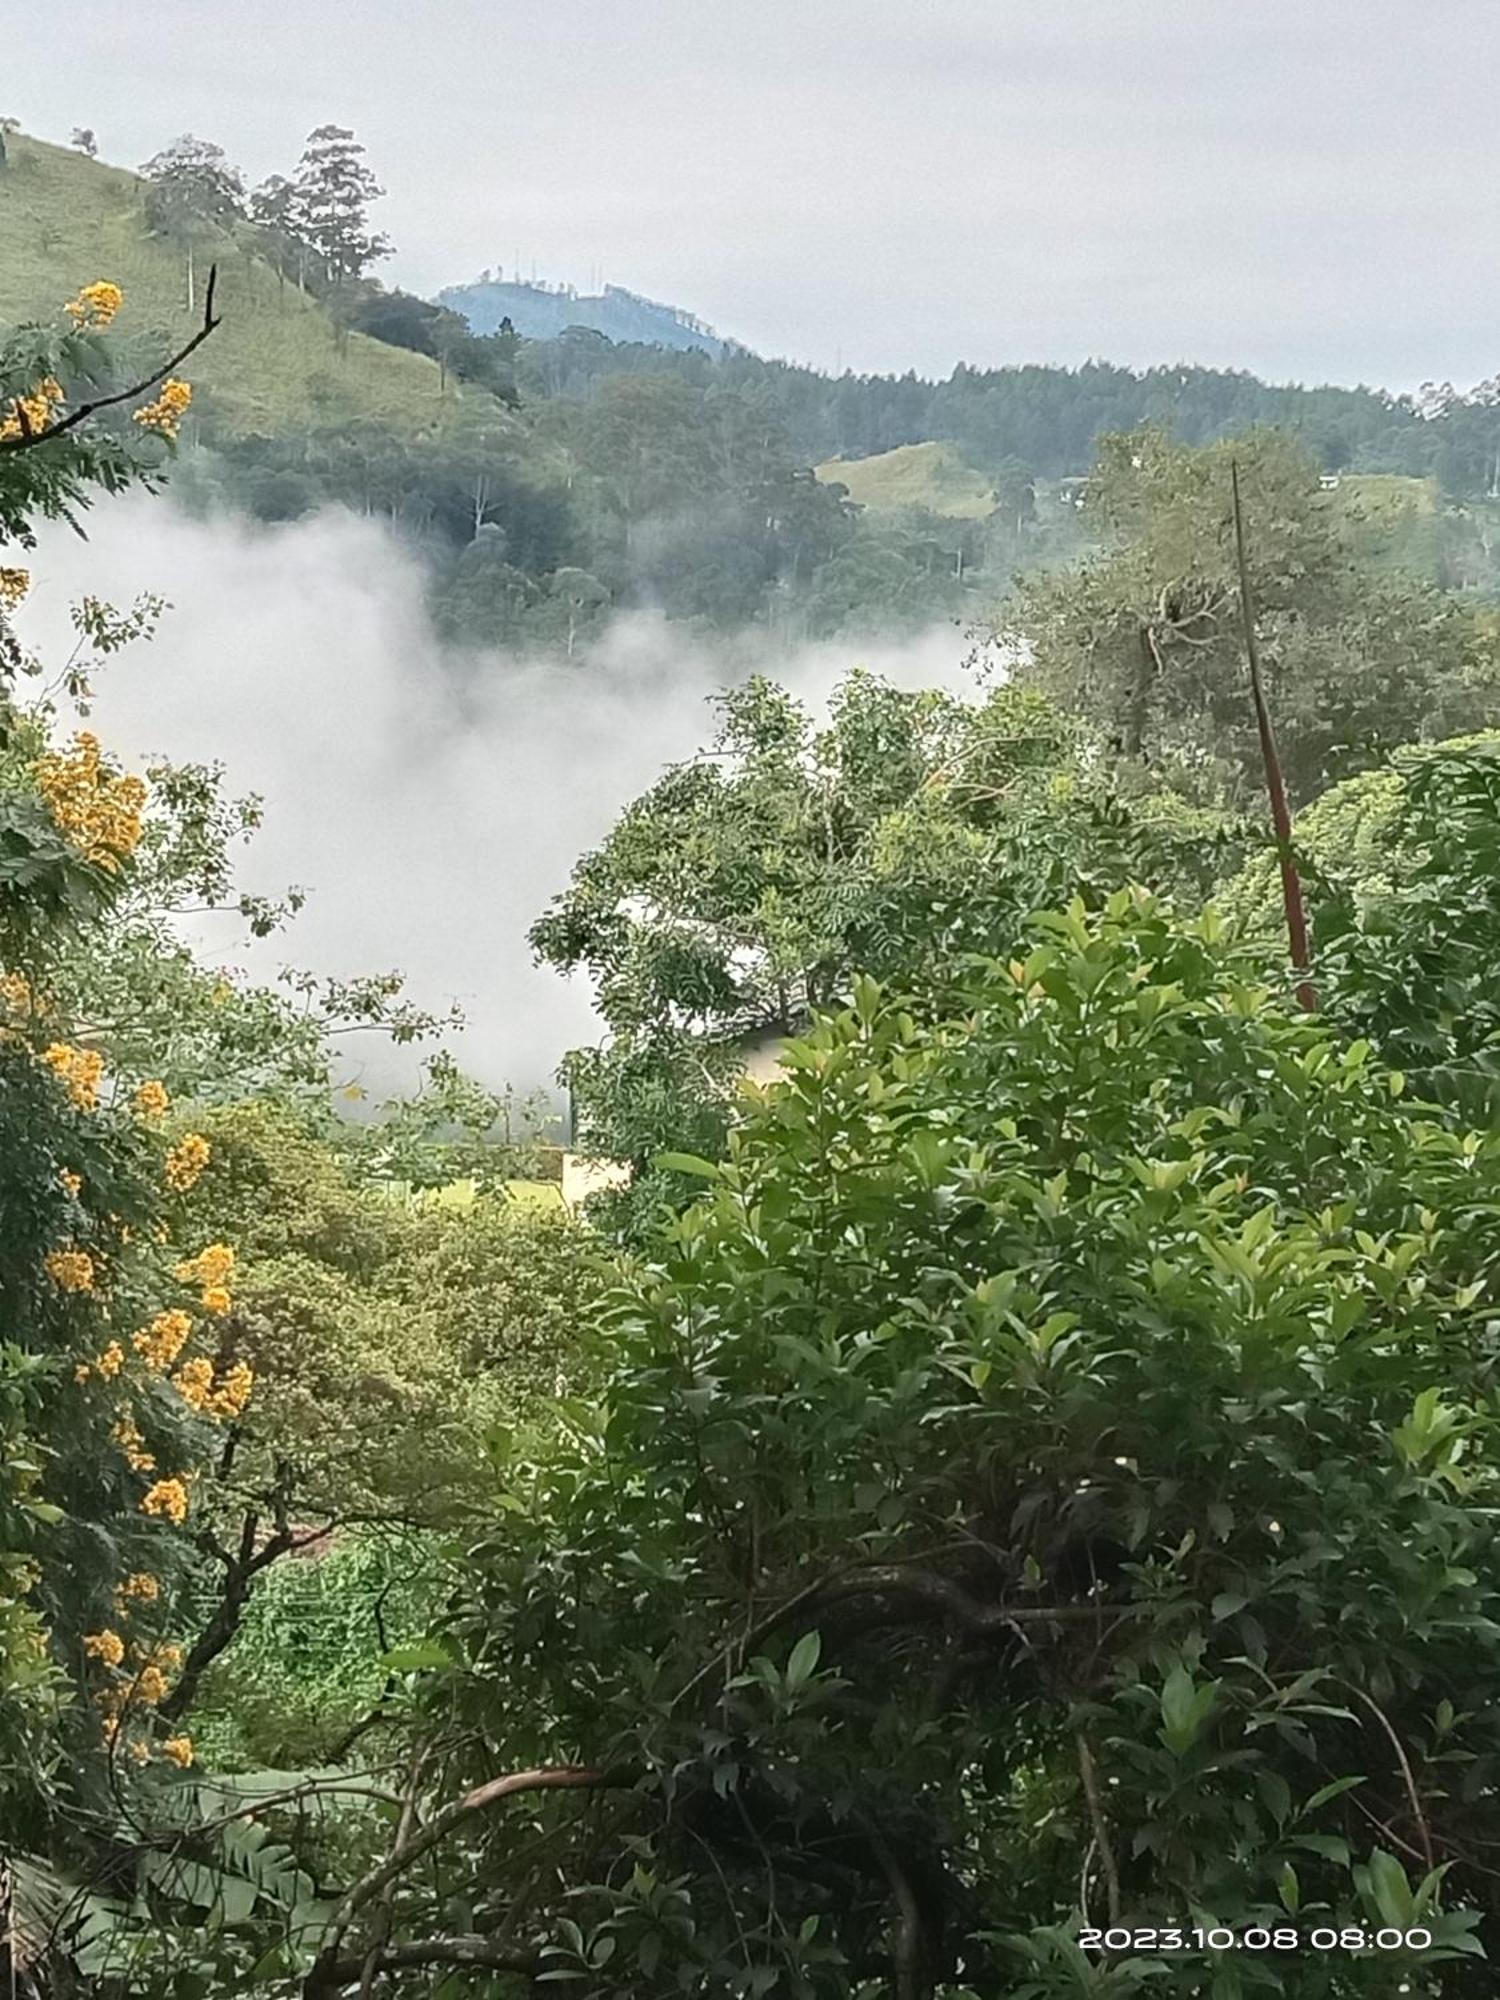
left=21, top=497, right=973, bottom=1097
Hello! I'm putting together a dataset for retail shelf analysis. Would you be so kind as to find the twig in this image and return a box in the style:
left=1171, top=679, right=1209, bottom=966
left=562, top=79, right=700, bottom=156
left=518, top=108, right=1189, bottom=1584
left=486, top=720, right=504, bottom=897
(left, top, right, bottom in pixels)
left=308, top=1764, right=635, bottom=1988
left=871, top=1833, right=925, bottom=2000
left=1075, top=1732, right=1121, bottom=1925
left=1, top=268, right=221, bottom=455
left=1340, top=1681, right=1436, bottom=1874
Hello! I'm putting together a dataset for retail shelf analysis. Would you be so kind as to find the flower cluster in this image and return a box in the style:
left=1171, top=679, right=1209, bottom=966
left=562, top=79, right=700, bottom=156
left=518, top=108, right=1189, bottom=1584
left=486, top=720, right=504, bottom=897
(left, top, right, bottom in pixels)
left=0, top=568, right=29, bottom=611
left=46, top=1248, right=95, bottom=1293
left=132, top=1309, right=191, bottom=1371
left=112, top=1414, right=156, bottom=1474
left=59, top=1168, right=83, bottom=1198
left=132, top=378, right=192, bottom=439
left=43, top=1042, right=104, bottom=1111
left=164, top=1133, right=210, bottom=1191
left=91, top=1631, right=191, bottom=1764
left=210, top=1359, right=253, bottom=1419
left=35, top=732, right=148, bottom=872
left=115, top=1571, right=160, bottom=1609
left=66, top=280, right=124, bottom=329
left=133, top=1079, right=169, bottom=1118
left=172, top=1356, right=214, bottom=1414
left=140, top=1477, right=189, bottom=1524
left=0, top=376, right=63, bottom=443
left=171, top=1351, right=253, bottom=1421
left=175, top=1242, right=234, bottom=1316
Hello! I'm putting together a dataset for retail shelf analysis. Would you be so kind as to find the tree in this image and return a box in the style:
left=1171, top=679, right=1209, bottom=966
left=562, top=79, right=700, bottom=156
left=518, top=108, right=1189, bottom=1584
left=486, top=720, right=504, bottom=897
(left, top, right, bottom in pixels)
left=1224, top=731, right=1500, bottom=1123
left=299, top=893, right=1500, bottom=1993
left=248, top=172, right=312, bottom=292
left=992, top=425, right=1496, bottom=805
left=292, top=124, right=391, bottom=289
left=69, top=127, right=96, bottom=158
left=532, top=671, right=1245, bottom=1228
left=139, top=135, right=246, bottom=310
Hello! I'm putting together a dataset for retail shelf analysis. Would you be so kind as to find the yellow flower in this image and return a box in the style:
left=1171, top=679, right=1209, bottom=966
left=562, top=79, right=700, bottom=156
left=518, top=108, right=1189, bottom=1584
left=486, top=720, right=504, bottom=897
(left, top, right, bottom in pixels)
left=65, top=280, right=124, bottom=329
left=171, top=1356, right=214, bottom=1414
left=164, top=1133, right=210, bottom=1191
left=117, top=1560, right=162, bottom=1608
left=175, top=1243, right=234, bottom=1289
left=84, top=1629, right=125, bottom=1667
left=161, top=1734, right=194, bottom=1768
left=133, top=1079, right=170, bottom=1118
left=74, top=1362, right=92, bottom=1384
left=42, top=1043, right=105, bottom=1111
left=133, top=1662, right=170, bottom=1706
left=140, top=1478, right=188, bottom=1524
left=176, top=1243, right=234, bottom=1315
left=45, top=1248, right=95, bottom=1293
left=132, top=1309, right=191, bottom=1371
left=132, top=377, right=192, bottom=439
left=59, top=1169, right=83, bottom=1198
left=209, top=1360, right=254, bottom=1420
left=95, top=1340, right=124, bottom=1378
left=112, top=1415, right=156, bottom=1474
left=35, top=733, right=148, bottom=873
left=0, top=377, right=64, bottom=442
left=0, top=569, right=29, bottom=611
left=127, top=1737, right=152, bottom=1765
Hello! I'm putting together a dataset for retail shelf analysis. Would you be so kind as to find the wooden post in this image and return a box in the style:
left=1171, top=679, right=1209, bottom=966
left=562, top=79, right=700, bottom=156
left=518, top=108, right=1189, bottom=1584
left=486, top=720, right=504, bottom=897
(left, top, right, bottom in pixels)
left=1231, top=460, right=1316, bottom=1011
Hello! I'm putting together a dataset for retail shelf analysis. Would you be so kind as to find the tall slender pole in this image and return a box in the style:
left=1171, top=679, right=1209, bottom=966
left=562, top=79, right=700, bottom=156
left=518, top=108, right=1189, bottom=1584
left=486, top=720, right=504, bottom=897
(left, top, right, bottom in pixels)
left=1231, top=460, right=1316, bottom=1012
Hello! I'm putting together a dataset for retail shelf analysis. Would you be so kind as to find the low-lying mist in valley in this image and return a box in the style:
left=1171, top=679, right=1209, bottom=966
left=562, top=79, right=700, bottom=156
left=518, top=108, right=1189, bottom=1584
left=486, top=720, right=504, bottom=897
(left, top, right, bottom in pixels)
left=20, top=498, right=977, bottom=1103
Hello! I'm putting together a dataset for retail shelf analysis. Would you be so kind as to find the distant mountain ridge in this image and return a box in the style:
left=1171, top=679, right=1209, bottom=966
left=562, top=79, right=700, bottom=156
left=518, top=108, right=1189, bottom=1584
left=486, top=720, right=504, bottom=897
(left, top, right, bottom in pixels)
left=437, top=275, right=729, bottom=356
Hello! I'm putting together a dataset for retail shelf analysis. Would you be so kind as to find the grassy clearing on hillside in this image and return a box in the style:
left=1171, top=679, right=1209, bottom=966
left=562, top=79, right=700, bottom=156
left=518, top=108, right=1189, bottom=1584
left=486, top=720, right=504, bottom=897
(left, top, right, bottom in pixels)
left=0, top=133, right=485, bottom=440
left=816, top=439, right=997, bottom=519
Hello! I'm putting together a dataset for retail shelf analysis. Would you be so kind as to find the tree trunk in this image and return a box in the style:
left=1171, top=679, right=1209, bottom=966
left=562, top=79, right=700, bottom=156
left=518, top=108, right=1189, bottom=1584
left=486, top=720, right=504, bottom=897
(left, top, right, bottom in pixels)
left=1231, top=461, right=1316, bottom=1011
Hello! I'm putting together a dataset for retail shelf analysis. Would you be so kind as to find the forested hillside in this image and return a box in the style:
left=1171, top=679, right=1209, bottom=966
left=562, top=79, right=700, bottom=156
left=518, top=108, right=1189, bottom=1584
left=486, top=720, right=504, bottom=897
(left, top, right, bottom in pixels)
left=11, top=124, right=1500, bottom=657
left=0, top=133, right=465, bottom=438
left=7, top=200, right=1500, bottom=1996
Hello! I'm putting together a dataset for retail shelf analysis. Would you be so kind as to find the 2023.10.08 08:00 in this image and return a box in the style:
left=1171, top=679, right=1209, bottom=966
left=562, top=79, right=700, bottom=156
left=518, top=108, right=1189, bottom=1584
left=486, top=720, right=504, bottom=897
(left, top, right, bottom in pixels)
left=1079, top=1927, right=1433, bottom=1954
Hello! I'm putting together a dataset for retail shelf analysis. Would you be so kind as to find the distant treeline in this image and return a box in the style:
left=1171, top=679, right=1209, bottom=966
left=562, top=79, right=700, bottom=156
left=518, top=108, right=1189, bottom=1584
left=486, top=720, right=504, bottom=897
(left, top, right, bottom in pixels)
left=190, top=297, right=1500, bottom=653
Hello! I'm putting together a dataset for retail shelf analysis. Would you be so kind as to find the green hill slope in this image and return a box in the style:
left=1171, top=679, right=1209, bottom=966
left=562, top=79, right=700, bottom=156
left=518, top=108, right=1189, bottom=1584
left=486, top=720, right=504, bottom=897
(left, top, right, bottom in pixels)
left=0, top=132, right=475, bottom=440
left=816, top=440, right=996, bottom=519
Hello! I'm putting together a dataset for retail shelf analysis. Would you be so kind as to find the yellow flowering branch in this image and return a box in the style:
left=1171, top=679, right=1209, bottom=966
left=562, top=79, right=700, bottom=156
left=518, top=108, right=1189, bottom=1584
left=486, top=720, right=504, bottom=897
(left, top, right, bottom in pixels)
left=0, top=265, right=221, bottom=457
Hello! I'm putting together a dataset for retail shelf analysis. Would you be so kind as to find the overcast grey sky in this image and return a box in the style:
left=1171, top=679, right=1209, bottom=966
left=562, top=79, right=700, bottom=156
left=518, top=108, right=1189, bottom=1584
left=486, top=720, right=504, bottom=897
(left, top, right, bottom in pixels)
left=12, top=0, right=1500, bottom=389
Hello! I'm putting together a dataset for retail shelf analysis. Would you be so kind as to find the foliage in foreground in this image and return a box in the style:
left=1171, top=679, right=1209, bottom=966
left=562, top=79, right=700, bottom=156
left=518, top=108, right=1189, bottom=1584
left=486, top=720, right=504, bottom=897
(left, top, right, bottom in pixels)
left=224, top=893, right=1498, bottom=1998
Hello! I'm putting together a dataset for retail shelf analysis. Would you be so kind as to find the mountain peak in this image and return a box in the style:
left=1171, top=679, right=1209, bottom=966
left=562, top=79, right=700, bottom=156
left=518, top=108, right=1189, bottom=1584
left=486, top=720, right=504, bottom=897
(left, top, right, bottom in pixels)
left=436, top=273, right=728, bottom=356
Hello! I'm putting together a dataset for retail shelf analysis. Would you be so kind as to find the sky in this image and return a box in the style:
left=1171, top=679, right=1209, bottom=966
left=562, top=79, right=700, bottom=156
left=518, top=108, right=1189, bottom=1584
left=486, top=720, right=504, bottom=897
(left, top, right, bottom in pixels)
left=10, top=0, right=1500, bottom=391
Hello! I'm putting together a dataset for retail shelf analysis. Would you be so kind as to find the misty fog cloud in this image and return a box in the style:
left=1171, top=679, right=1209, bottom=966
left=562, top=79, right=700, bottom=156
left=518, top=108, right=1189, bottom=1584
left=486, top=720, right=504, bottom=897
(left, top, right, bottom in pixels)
left=20, top=499, right=973, bottom=1097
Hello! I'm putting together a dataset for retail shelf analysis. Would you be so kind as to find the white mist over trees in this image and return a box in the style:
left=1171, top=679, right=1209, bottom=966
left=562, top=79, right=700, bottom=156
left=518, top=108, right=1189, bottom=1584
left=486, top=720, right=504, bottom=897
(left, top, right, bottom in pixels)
left=18, top=497, right=972, bottom=1097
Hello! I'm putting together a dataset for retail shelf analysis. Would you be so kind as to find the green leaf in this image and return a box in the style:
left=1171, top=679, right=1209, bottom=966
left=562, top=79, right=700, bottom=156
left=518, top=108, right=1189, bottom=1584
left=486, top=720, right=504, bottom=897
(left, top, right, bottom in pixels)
left=1301, top=1774, right=1367, bottom=1815
left=653, top=1151, right=723, bottom=1179
left=786, top=1629, right=821, bottom=1689
left=377, top=1641, right=454, bottom=1673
